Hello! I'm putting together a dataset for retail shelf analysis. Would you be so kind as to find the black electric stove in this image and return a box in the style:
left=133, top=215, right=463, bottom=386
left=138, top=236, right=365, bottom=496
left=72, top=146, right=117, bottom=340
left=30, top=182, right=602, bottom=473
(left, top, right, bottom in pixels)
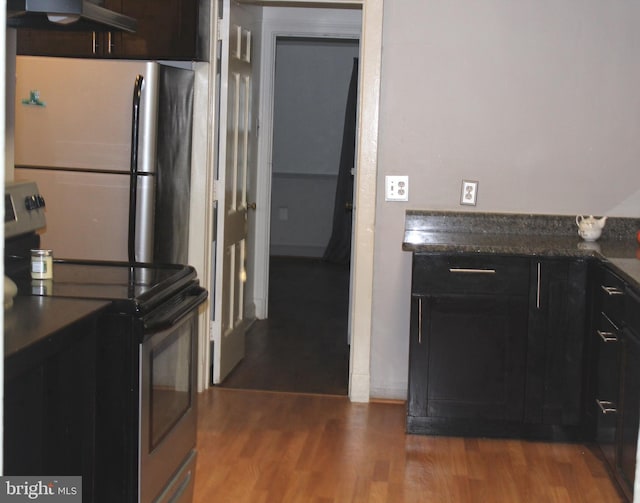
left=5, top=180, right=205, bottom=503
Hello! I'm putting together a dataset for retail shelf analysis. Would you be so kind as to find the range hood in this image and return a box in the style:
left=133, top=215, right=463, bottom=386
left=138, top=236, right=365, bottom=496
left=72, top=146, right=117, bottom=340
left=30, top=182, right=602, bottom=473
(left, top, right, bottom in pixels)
left=7, top=0, right=136, bottom=32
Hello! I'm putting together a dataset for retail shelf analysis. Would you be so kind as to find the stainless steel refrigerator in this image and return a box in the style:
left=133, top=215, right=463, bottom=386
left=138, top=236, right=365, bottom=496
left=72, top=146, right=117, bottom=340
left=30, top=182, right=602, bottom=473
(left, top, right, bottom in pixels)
left=14, top=56, right=194, bottom=264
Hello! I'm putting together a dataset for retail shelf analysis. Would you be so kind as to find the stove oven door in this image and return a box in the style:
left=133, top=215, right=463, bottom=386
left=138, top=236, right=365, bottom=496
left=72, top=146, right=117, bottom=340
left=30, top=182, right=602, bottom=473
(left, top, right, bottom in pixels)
left=139, top=286, right=206, bottom=503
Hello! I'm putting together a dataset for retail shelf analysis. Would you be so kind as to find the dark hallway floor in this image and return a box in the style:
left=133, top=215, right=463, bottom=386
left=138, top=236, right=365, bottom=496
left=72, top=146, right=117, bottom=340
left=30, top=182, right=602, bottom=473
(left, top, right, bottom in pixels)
left=218, top=256, right=350, bottom=395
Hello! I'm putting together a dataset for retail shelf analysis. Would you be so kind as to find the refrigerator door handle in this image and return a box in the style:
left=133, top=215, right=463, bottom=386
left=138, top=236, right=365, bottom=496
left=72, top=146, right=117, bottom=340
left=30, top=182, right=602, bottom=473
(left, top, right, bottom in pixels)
left=129, top=74, right=144, bottom=263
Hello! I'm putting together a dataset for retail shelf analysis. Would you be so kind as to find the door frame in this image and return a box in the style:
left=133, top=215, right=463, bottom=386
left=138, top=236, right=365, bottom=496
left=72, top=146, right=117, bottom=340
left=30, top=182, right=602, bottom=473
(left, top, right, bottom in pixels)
left=346, top=0, right=382, bottom=402
left=251, top=0, right=381, bottom=403
left=199, top=0, right=382, bottom=402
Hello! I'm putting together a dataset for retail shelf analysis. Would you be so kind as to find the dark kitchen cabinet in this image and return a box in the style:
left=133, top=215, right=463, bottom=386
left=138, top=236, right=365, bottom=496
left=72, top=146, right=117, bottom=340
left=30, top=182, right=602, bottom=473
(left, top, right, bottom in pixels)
left=618, top=325, right=640, bottom=501
left=525, top=259, right=588, bottom=428
left=588, top=264, right=640, bottom=502
left=617, top=287, right=640, bottom=500
left=4, top=298, right=107, bottom=503
left=590, top=265, right=625, bottom=471
left=5, top=331, right=96, bottom=477
left=16, top=0, right=199, bottom=60
left=407, top=254, right=591, bottom=439
left=407, top=254, right=530, bottom=436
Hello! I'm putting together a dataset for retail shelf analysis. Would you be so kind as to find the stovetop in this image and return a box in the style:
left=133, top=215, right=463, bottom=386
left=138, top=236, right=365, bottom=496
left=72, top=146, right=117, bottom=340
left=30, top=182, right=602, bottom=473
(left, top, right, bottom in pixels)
left=10, top=259, right=198, bottom=316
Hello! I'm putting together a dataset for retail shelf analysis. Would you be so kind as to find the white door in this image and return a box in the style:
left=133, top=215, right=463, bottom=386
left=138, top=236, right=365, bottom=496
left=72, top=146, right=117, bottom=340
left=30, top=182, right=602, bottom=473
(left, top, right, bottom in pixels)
left=212, top=0, right=256, bottom=383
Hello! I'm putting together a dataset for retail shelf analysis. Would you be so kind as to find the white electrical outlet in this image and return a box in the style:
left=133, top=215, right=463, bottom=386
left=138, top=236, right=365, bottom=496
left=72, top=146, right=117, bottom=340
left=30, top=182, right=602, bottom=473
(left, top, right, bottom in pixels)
left=385, top=175, right=409, bottom=202
left=460, top=180, right=478, bottom=206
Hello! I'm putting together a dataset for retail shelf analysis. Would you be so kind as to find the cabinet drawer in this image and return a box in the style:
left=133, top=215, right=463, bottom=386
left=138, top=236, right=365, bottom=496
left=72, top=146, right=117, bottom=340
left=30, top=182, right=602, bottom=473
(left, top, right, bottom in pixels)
left=624, top=288, right=640, bottom=337
left=595, top=310, right=621, bottom=344
left=598, top=269, right=626, bottom=325
left=412, top=255, right=530, bottom=296
left=594, top=310, right=620, bottom=417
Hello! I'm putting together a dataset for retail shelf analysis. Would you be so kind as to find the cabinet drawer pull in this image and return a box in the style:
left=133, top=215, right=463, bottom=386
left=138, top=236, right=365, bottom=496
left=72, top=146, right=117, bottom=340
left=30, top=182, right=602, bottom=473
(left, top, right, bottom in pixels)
left=448, top=268, right=496, bottom=274
left=596, top=399, right=617, bottom=415
left=597, top=330, right=618, bottom=343
left=601, top=285, right=624, bottom=296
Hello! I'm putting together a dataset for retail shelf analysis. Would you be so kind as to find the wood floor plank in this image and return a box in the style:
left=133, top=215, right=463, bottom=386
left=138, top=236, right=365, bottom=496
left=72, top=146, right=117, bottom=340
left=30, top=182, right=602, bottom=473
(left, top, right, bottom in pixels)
left=218, top=257, right=350, bottom=395
left=194, top=389, right=624, bottom=503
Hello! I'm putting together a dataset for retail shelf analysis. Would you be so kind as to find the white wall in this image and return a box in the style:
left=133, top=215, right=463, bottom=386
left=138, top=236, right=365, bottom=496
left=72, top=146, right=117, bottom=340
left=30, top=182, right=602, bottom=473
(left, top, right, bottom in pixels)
left=370, top=0, right=640, bottom=398
left=270, top=38, right=359, bottom=257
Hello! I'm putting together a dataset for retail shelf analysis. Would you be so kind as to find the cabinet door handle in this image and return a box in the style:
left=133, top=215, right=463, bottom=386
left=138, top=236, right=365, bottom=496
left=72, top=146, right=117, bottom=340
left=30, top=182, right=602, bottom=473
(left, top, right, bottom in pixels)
left=418, top=297, right=423, bottom=345
left=107, top=31, right=113, bottom=55
left=448, top=268, right=496, bottom=274
left=536, top=262, right=541, bottom=310
left=601, top=285, right=624, bottom=296
left=597, top=330, right=618, bottom=343
left=596, top=399, right=617, bottom=415
left=92, top=31, right=98, bottom=54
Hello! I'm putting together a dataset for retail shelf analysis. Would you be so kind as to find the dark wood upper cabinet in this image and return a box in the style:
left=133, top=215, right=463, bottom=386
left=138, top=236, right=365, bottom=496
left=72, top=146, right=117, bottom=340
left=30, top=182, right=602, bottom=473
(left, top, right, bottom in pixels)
left=109, top=0, right=198, bottom=59
left=16, top=0, right=199, bottom=60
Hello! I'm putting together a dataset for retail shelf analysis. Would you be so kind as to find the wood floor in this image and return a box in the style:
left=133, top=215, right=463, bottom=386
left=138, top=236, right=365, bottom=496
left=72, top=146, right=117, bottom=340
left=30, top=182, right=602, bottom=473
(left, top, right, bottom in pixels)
left=194, top=388, right=624, bottom=503
left=219, top=257, right=350, bottom=395
left=203, top=257, right=623, bottom=502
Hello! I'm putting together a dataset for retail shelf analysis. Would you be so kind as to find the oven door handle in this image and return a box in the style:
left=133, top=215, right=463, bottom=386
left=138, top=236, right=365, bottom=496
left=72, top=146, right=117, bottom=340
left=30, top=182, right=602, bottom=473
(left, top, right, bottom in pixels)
left=143, top=287, right=208, bottom=332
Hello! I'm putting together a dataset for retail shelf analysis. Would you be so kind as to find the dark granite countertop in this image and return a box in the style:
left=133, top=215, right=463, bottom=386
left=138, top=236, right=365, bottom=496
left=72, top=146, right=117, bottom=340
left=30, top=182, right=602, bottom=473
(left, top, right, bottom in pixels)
left=403, top=210, right=640, bottom=288
left=5, top=296, right=110, bottom=377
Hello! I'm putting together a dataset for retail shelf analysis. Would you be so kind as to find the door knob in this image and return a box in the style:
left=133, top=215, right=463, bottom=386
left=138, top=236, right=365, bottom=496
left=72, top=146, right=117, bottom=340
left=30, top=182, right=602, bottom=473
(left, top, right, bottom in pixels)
left=345, top=202, right=353, bottom=211
left=247, top=202, right=257, bottom=210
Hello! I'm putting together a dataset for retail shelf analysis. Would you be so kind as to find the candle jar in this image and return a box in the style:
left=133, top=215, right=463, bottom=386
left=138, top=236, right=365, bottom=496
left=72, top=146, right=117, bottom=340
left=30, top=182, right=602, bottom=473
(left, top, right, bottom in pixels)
left=30, top=249, right=53, bottom=280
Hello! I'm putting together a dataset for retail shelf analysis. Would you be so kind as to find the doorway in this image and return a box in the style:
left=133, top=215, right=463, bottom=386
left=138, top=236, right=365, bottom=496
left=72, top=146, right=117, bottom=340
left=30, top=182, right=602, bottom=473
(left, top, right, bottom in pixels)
left=219, top=35, right=359, bottom=395
left=203, top=1, right=382, bottom=401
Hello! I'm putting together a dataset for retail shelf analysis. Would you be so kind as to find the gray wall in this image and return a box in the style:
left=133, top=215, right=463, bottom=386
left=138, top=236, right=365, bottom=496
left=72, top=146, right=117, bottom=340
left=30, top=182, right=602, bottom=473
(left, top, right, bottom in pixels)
left=270, top=38, right=359, bottom=257
left=370, top=1, right=640, bottom=398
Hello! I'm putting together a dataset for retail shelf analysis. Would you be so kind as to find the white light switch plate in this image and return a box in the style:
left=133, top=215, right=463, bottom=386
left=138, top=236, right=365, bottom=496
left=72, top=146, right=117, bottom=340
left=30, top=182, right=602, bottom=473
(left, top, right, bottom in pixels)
left=385, top=175, right=409, bottom=201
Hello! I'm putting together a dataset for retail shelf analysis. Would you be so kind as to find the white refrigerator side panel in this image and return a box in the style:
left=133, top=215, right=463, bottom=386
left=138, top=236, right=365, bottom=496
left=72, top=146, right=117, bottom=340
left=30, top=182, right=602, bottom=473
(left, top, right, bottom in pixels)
left=14, top=56, right=155, bottom=172
left=15, top=168, right=130, bottom=261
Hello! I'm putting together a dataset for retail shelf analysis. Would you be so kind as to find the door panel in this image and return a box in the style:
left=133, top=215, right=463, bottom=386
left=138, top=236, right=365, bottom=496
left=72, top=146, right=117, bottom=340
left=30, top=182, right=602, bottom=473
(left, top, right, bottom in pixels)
left=213, top=0, right=255, bottom=382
